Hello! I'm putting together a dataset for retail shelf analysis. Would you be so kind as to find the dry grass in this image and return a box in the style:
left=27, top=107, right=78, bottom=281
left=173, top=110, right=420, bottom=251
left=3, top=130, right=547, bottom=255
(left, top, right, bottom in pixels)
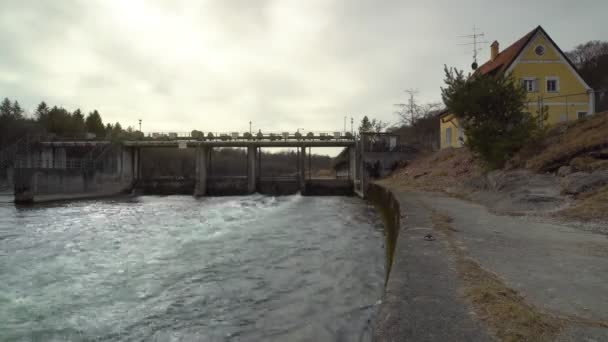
left=517, top=111, right=608, bottom=172
left=432, top=213, right=562, bottom=341
left=382, top=148, right=482, bottom=192
left=557, top=185, right=608, bottom=222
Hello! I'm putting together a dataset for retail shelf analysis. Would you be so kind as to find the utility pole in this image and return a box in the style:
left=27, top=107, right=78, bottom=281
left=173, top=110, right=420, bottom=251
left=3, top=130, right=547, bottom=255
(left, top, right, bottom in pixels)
left=249, top=121, right=252, bottom=135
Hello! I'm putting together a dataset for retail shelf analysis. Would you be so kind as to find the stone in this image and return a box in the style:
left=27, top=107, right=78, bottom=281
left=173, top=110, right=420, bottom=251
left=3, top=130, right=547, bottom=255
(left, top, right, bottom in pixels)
left=560, top=171, right=608, bottom=195
left=557, top=165, right=572, bottom=177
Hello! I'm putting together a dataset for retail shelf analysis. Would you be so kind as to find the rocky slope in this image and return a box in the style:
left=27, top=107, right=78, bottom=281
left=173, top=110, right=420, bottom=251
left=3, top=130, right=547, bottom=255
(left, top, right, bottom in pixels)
left=382, top=111, right=608, bottom=230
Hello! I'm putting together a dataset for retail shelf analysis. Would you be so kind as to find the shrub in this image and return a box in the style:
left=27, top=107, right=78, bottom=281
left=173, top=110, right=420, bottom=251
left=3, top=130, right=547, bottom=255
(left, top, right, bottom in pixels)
left=441, top=66, right=547, bottom=169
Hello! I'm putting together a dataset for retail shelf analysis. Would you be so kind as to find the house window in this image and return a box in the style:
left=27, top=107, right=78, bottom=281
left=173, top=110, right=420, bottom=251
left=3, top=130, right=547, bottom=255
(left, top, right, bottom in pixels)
left=522, top=78, right=536, bottom=92
left=546, top=78, right=559, bottom=92
left=445, top=127, right=452, bottom=147
left=577, top=112, right=588, bottom=119
left=535, top=45, right=545, bottom=56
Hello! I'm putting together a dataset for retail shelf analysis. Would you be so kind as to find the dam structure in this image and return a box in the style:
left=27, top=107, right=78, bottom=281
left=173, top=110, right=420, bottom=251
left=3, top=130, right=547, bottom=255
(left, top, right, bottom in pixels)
left=2, top=131, right=360, bottom=203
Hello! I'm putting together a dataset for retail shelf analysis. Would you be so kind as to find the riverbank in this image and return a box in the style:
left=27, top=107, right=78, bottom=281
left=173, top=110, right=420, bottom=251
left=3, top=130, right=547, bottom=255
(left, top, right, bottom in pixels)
left=371, top=183, right=608, bottom=341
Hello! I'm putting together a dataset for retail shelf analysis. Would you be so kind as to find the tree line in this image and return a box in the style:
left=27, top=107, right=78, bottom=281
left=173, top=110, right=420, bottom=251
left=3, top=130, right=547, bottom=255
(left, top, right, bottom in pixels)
left=0, top=98, right=140, bottom=150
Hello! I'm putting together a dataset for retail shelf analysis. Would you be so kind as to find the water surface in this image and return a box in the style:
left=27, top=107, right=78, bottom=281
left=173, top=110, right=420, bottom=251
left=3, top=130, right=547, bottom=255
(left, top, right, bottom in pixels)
left=0, top=195, right=384, bottom=341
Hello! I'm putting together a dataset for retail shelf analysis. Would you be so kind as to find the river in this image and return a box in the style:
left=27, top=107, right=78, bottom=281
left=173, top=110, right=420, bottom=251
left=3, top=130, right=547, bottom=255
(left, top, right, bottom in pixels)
left=0, top=195, right=385, bottom=341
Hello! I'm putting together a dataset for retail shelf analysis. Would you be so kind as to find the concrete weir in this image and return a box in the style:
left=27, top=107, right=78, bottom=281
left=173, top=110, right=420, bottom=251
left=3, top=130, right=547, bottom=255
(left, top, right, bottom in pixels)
left=11, top=139, right=362, bottom=202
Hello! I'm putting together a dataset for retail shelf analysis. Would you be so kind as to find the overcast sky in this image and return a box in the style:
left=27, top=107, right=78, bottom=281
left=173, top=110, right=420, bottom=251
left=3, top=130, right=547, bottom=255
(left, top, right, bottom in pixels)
left=1, top=0, right=606, bottom=133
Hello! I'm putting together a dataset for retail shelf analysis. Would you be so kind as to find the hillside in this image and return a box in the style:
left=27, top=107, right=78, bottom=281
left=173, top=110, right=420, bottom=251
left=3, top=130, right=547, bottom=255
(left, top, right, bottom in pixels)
left=382, top=111, right=608, bottom=226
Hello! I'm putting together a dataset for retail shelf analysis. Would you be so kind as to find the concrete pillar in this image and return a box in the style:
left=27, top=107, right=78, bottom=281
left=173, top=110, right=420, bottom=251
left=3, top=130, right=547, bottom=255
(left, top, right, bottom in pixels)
left=132, top=148, right=141, bottom=181
left=194, top=146, right=209, bottom=196
left=120, top=147, right=134, bottom=182
left=349, top=145, right=356, bottom=186
left=299, top=146, right=306, bottom=191
left=247, top=145, right=257, bottom=193
left=55, top=148, right=66, bottom=169
left=41, top=147, right=53, bottom=169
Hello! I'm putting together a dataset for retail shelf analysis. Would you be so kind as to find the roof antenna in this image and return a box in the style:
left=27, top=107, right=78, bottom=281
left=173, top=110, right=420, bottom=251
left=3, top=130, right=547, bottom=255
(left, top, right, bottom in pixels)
left=458, top=25, right=488, bottom=70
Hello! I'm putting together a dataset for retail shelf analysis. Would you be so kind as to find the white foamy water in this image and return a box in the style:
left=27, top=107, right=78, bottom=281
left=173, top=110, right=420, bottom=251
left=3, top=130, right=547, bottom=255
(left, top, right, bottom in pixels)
left=0, top=195, right=384, bottom=341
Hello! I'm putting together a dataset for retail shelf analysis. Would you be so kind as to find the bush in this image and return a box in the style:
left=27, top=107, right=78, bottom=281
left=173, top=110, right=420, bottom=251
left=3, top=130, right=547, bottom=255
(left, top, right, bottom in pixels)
left=442, top=66, right=547, bottom=169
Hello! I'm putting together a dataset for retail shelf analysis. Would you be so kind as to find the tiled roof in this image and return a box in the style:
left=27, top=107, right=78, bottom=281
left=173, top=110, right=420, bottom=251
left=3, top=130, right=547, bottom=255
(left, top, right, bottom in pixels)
left=475, top=26, right=540, bottom=76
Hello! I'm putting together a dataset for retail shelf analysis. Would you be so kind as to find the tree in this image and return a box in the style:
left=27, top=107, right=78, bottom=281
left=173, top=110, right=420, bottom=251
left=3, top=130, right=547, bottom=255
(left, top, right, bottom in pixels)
left=85, top=110, right=105, bottom=138
left=12, top=101, right=24, bottom=120
left=35, top=102, right=50, bottom=125
left=46, top=106, right=72, bottom=135
left=441, top=66, right=546, bottom=169
left=0, top=98, right=12, bottom=118
left=71, top=108, right=85, bottom=135
left=566, top=40, right=608, bottom=112
left=358, top=116, right=373, bottom=133
left=370, top=119, right=388, bottom=133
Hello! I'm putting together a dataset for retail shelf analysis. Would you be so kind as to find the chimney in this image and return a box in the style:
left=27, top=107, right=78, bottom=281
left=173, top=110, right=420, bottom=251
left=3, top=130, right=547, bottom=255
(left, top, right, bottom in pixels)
left=491, top=40, right=499, bottom=61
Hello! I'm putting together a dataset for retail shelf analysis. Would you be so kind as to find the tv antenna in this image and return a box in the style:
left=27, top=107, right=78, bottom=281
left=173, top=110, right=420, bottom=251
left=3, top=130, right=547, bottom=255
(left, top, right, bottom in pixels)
left=458, top=25, right=488, bottom=70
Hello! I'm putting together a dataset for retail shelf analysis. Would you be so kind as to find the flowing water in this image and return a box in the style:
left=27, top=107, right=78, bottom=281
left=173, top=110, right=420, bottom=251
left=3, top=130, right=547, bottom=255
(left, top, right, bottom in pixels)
left=0, top=195, right=385, bottom=341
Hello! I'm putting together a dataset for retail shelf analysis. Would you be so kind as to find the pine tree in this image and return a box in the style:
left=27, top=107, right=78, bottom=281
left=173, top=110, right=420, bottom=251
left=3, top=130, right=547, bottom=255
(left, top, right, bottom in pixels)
left=358, top=116, right=372, bottom=133
left=71, top=108, right=85, bottom=135
left=0, top=98, right=12, bottom=118
left=85, top=110, right=105, bottom=138
left=12, top=101, right=24, bottom=119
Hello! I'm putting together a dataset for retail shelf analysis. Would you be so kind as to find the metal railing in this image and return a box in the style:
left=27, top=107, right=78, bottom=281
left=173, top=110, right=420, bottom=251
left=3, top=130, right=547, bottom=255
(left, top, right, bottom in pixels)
left=13, top=158, right=99, bottom=170
left=142, top=131, right=356, bottom=142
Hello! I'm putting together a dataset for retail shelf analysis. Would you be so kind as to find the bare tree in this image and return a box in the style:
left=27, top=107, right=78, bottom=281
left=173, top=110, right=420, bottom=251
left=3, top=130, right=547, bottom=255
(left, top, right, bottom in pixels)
left=370, top=119, right=389, bottom=133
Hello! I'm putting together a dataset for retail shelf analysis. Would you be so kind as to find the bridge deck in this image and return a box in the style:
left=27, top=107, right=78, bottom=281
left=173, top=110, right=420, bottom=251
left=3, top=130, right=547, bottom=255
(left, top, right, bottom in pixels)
left=122, top=140, right=355, bottom=148
left=37, top=140, right=355, bottom=148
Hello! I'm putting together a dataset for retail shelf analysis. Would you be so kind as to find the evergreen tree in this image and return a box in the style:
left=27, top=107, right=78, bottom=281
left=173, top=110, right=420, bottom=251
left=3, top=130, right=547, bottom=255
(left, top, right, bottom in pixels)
left=359, top=116, right=372, bottom=133
left=441, top=66, right=547, bottom=169
left=105, top=123, right=113, bottom=138
left=35, top=101, right=50, bottom=124
left=12, top=101, right=24, bottom=119
left=0, top=98, right=12, bottom=118
left=85, top=110, right=105, bottom=138
left=71, top=108, right=85, bottom=135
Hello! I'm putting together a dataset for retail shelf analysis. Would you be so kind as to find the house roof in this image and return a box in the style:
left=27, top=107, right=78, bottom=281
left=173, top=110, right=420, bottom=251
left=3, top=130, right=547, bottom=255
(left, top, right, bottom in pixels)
left=439, top=25, right=590, bottom=118
left=475, top=26, right=540, bottom=76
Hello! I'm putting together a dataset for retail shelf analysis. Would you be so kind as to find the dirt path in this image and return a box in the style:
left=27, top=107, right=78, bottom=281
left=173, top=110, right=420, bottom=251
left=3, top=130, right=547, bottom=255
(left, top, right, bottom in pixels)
left=390, top=189, right=608, bottom=341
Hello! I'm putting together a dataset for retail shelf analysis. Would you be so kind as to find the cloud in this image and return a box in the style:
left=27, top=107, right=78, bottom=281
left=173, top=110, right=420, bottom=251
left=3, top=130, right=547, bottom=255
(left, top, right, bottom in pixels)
left=0, top=0, right=606, bottom=131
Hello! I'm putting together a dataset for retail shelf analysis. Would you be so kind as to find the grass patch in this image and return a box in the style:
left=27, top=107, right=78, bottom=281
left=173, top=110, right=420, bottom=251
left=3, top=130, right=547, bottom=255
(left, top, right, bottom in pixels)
left=432, top=213, right=562, bottom=341
left=517, top=111, right=608, bottom=172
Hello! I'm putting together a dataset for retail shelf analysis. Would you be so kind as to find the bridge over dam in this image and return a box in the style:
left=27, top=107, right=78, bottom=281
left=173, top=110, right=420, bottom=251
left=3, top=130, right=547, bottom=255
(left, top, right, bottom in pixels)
left=2, top=131, right=416, bottom=203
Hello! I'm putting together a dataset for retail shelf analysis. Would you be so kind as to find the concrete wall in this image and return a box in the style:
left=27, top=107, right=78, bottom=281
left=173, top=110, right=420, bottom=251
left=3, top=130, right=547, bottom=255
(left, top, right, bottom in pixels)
left=366, top=182, right=401, bottom=283
left=206, top=177, right=249, bottom=196
left=258, top=180, right=300, bottom=195
left=303, top=179, right=354, bottom=196
left=13, top=146, right=135, bottom=203
left=14, top=168, right=132, bottom=203
left=136, top=178, right=195, bottom=195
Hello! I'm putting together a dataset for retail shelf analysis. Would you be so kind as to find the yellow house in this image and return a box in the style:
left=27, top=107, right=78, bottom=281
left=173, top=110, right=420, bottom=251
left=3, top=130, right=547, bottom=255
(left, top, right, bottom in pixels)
left=440, top=25, right=595, bottom=149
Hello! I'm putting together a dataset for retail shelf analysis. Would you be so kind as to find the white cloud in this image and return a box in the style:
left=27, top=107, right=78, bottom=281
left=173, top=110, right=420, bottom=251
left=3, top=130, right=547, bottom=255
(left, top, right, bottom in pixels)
left=0, top=0, right=606, bottom=132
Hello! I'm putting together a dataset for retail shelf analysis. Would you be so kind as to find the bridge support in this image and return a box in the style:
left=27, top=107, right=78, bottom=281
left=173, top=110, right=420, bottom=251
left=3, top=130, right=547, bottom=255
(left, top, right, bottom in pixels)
left=349, top=146, right=356, bottom=189
left=194, top=146, right=209, bottom=196
left=247, top=146, right=257, bottom=193
left=299, top=146, right=306, bottom=191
